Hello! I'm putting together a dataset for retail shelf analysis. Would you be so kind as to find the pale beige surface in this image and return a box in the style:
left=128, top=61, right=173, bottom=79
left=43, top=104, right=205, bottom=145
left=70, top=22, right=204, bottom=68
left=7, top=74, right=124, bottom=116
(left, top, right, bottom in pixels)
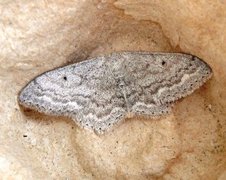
left=0, top=0, right=225, bottom=179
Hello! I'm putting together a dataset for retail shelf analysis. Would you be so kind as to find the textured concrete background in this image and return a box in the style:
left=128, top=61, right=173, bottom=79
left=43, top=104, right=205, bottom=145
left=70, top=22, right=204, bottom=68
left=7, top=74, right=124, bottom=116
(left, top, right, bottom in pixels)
left=0, top=0, right=225, bottom=179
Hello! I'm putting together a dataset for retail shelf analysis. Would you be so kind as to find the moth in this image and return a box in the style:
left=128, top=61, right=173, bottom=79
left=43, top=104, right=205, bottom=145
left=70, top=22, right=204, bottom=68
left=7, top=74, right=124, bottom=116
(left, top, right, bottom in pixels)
left=18, top=52, right=212, bottom=134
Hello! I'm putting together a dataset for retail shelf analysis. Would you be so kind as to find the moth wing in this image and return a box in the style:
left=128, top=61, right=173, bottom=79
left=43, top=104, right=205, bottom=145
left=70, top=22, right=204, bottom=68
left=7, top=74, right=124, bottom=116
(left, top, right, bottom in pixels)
left=44, top=56, right=128, bottom=134
left=114, top=52, right=212, bottom=116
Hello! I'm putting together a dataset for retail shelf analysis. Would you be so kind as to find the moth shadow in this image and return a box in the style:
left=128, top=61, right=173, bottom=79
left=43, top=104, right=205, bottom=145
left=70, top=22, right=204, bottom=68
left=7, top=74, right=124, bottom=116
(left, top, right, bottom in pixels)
left=19, top=106, right=76, bottom=128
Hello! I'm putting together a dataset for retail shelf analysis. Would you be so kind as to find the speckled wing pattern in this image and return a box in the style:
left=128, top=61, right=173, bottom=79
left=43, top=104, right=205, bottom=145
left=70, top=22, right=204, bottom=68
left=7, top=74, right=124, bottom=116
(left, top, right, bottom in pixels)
left=18, top=52, right=212, bottom=134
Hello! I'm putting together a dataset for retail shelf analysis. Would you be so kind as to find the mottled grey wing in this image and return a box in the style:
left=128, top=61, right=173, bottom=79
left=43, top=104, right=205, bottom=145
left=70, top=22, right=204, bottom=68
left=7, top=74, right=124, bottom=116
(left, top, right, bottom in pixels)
left=19, top=56, right=127, bottom=134
left=18, top=52, right=212, bottom=134
left=110, top=52, right=212, bottom=117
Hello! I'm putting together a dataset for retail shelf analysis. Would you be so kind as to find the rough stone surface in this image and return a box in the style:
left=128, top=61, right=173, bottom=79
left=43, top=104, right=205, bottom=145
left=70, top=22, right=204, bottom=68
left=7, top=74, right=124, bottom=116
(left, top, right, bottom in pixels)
left=0, top=0, right=225, bottom=179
